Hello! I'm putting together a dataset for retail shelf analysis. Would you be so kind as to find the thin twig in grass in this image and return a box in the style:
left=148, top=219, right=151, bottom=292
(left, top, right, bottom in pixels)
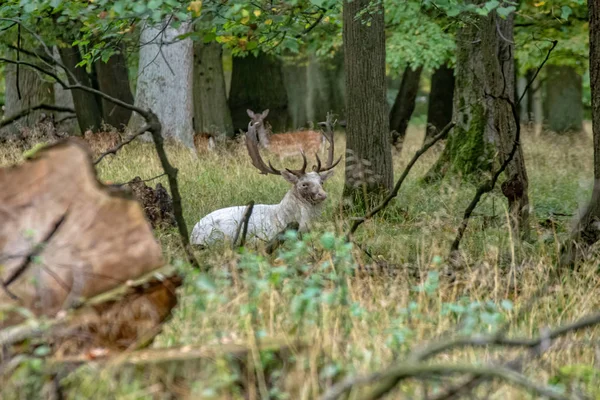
left=111, top=173, right=168, bottom=187
left=450, top=39, right=557, bottom=253
left=232, top=201, right=255, bottom=249
left=93, top=125, right=150, bottom=165
left=346, top=121, right=456, bottom=239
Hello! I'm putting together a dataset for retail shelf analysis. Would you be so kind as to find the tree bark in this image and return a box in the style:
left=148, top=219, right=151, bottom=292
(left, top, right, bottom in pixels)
left=129, top=20, right=194, bottom=147
left=58, top=46, right=103, bottom=133
left=560, top=0, right=600, bottom=266
left=283, top=57, right=309, bottom=129
left=193, top=41, right=234, bottom=137
left=424, top=4, right=529, bottom=235
left=425, top=65, right=455, bottom=141
left=389, top=64, right=423, bottom=150
left=2, top=52, right=54, bottom=137
left=544, top=65, right=583, bottom=134
left=94, top=45, right=134, bottom=130
left=306, top=51, right=345, bottom=124
left=228, top=52, right=289, bottom=132
left=342, top=0, right=393, bottom=211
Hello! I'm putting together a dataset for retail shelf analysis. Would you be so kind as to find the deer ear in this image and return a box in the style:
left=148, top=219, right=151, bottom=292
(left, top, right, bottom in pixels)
left=319, top=170, right=335, bottom=182
left=247, top=109, right=256, bottom=118
left=261, top=109, right=270, bottom=119
left=281, top=170, right=299, bottom=184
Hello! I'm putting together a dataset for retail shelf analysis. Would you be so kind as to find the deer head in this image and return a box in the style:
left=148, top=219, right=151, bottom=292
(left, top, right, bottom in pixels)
left=247, top=109, right=271, bottom=147
left=245, top=115, right=341, bottom=205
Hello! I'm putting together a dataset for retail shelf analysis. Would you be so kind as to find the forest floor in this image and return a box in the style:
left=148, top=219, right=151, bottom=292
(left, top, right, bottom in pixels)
left=2, top=123, right=600, bottom=399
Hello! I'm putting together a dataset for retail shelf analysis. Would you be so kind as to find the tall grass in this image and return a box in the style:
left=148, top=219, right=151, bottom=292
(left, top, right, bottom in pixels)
left=2, top=123, right=600, bottom=399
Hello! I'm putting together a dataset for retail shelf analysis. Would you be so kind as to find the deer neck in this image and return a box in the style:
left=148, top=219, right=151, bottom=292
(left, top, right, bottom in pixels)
left=276, top=188, right=323, bottom=230
left=257, top=124, right=270, bottom=147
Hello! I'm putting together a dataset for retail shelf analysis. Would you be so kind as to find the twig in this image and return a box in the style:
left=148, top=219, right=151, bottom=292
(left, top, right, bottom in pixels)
left=346, top=122, right=455, bottom=239
left=2, top=211, right=68, bottom=297
left=0, top=104, right=75, bottom=129
left=320, top=363, right=567, bottom=400
left=232, top=201, right=255, bottom=249
left=517, top=40, right=557, bottom=106
left=93, top=124, right=150, bottom=165
left=111, top=173, right=168, bottom=187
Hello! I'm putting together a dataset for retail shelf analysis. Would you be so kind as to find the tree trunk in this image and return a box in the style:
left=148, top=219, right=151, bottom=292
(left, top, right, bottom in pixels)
left=425, top=65, right=455, bottom=142
left=342, top=0, right=393, bottom=211
left=560, top=0, right=600, bottom=266
left=283, top=57, right=309, bottom=129
left=2, top=52, right=55, bottom=137
left=389, top=64, right=423, bottom=150
left=228, top=52, right=289, bottom=132
left=129, top=20, right=194, bottom=147
left=544, top=65, right=583, bottom=134
left=424, top=4, right=529, bottom=235
left=58, top=46, right=103, bottom=133
left=193, top=41, right=234, bottom=137
left=94, top=45, right=134, bottom=130
left=306, top=51, right=345, bottom=124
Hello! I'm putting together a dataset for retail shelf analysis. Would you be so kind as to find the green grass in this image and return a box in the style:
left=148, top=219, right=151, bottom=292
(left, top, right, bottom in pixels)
left=2, top=123, right=600, bottom=399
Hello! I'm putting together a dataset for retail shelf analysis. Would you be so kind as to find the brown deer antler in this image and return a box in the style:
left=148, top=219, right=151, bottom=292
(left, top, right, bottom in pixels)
left=245, top=121, right=281, bottom=175
left=314, top=112, right=342, bottom=173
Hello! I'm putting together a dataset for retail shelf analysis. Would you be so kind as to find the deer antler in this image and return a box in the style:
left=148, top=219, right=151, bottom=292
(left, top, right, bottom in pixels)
left=314, top=112, right=342, bottom=173
left=245, top=121, right=281, bottom=175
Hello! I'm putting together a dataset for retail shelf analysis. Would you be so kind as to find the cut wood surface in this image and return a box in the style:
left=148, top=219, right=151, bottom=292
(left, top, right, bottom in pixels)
left=0, top=139, right=165, bottom=328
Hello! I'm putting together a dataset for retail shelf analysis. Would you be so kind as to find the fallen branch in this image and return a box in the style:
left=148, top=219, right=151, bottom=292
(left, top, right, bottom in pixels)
left=0, top=104, right=75, bottom=129
left=232, top=201, right=255, bottom=249
left=93, top=124, right=150, bottom=165
left=346, top=121, right=455, bottom=239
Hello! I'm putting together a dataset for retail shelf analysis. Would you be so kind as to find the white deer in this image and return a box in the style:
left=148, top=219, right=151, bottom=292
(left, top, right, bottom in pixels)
left=190, top=114, right=341, bottom=246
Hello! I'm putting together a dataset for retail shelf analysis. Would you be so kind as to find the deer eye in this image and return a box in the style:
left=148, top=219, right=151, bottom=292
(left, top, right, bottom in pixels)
left=301, top=183, right=308, bottom=188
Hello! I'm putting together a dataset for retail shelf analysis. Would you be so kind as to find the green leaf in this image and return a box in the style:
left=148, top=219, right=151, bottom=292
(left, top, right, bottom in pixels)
left=147, top=0, right=163, bottom=10
left=561, top=5, right=572, bottom=20
left=496, top=5, right=516, bottom=19
left=246, top=40, right=258, bottom=51
left=33, top=345, right=51, bottom=357
left=484, top=0, right=499, bottom=12
left=133, top=3, right=146, bottom=14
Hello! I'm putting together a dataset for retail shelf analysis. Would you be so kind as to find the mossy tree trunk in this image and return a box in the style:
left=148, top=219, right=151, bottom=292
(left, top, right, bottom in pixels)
left=561, top=0, right=600, bottom=266
left=389, top=64, right=423, bottom=151
left=2, top=52, right=55, bottom=137
left=544, top=65, right=583, bottom=134
left=425, top=65, right=455, bottom=142
left=193, top=41, right=234, bottom=137
left=228, top=52, right=289, bottom=132
left=425, top=5, right=529, bottom=235
left=94, top=45, right=134, bottom=131
left=342, top=0, right=393, bottom=211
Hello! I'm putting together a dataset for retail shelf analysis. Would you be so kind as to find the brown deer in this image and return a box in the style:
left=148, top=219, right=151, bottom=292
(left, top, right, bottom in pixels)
left=246, top=109, right=326, bottom=159
left=190, top=114, right=341, bottom=246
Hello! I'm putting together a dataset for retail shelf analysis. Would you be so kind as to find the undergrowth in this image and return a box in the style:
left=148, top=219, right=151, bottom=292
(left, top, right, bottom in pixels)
left=2, top=124, right=600, bottom=399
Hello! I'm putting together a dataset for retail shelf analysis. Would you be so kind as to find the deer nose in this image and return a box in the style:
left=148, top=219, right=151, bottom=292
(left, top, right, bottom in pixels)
left=316, top=191, right=327, bottom=201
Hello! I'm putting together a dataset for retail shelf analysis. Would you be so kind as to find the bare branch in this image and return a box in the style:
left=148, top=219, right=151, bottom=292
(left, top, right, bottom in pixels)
left=232, top=201, right=255, bottom=249
left=517, top=40, right=557, bottom=106
left=0, top=104, right=75, bottom=129
left=346, top=121, right=456, bottom=239
left=93, top=124, right=151, bottom=165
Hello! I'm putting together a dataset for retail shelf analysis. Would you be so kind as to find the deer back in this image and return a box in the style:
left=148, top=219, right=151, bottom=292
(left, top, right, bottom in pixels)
left=267, top=130, right=324, bottom=158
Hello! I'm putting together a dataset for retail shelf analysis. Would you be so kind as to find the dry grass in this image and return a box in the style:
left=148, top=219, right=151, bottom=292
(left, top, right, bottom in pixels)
left=2, top=123, right=600, bottom=399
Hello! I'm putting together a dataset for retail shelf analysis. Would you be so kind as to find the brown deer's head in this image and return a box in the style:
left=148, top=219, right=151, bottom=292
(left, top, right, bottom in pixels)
left=245, top=113, right=341, bottom=205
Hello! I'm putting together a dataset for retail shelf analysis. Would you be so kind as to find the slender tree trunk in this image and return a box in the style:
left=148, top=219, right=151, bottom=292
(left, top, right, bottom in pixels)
left=307, top=51, right=345, bottom=124
left=2, top=54, right=55, bottom=137
left=389, top=64, right=423, bottom=150
left=342, top=0, right=393, bottom=211
left=425, top=65, right=455, bottom=142
left=129, top=20, right=194, bottom=147
left=560, top=0, right=600, bottom=266
left=193, top=41, right=233, bottom=137
left=424, top=4, right=529, bottom=235
left=283, top=57, right=309, bottom=129
left=544, top=65, right=583, bottom=134
left=94, top=45, right=134, bottom=130
left=228, top=52, right=289, bottom=132
left=58, top=46, right=103, bottom=133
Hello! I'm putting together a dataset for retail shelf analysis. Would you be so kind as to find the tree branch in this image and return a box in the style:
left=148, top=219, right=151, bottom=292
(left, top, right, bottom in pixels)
left=232, top=201, right=255, bottom=249
left=93, top=124, right=150, bottom=165
left=0, top=104, right=75, bottom=129
left=346, top=121, right=455, bottom=239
